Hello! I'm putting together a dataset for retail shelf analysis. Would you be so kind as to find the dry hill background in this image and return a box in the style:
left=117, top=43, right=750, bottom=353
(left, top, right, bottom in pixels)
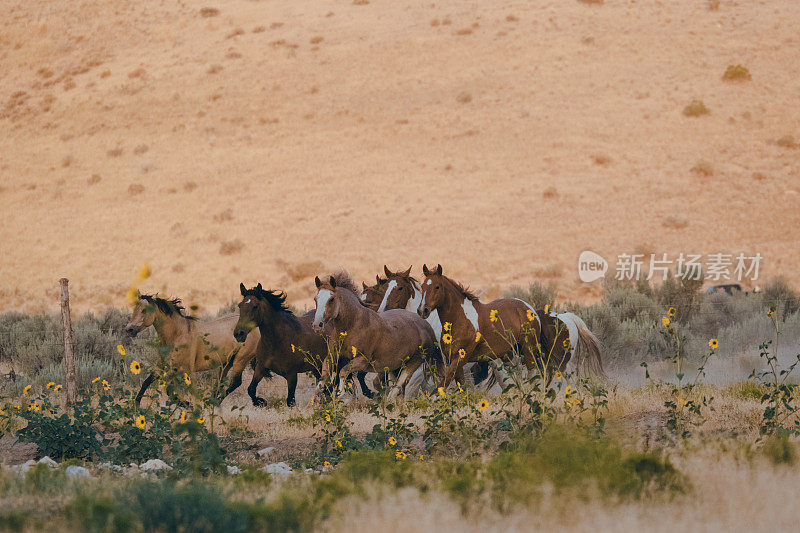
left=1, top=0, right=799, bottom=313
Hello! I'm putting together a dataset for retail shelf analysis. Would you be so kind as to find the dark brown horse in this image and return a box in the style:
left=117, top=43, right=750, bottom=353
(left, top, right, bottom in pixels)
left=419, top=264, right=571, bottom=388
left=233, top=284, right=327, bottom=407
left=313, top=275, right=438, bottom=399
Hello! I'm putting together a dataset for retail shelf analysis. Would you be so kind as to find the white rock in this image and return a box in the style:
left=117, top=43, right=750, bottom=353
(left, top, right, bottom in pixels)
left=257, top=447, right=274, bottom=457
left=38, top=456, right=58, bottom=468
left=263, top=462, right=292, bottom=476
left=65, top=465, right=91, bottom=478
left=7, top=459, right=37, bottom=475
left=227, top=465, right=242, bottom=475
left=139, top=459, right=172, bottom=471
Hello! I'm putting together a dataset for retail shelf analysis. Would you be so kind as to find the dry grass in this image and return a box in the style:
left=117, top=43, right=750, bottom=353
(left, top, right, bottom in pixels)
left=691, top=160, right=714, bottom=176
left=683, top=99, right=710, bottom=117
left=722, top=64, right=751, bottom=82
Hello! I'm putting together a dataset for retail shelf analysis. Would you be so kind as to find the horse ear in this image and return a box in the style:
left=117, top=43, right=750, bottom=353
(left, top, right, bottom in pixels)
left=376, top=275, right=381, bottom=284
left=436, top=264, right=443, bottom=275
left=329, top=275, right=337, bottom=288
left=362, top=282, right=368, bottom=290
left=423, top=264, right=430, bottom=276
left=314, top=276, right=322, bottom=288
left=240, top=283, right=246, bottom=295
left=384, top=265, right=392, bottom=277
left=402, top=265, right=412, bottom=277
left=256, top=283, right=262, bottom=291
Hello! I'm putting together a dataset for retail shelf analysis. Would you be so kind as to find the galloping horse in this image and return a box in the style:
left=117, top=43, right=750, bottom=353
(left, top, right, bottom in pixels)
left=313, top=275, right=438, bottom=399
left=418, top=264, right=571, bottom=388
left=232, top=284, right=327, bottom=407
left=124, top=293, right=262, bottom=405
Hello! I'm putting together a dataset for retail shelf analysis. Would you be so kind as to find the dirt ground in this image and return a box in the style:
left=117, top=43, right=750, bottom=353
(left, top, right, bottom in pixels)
left=2, top=0, right=799, bottom=314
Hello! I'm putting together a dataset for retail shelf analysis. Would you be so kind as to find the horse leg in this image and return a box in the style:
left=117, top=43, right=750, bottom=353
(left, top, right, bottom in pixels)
left=248, top=359, right=269, bottom=407
left=135, top=372, right=156, bottom=406
left=441, top=357, right=466, bottom=389
left=389, top=358, right=423, bottom=400
left=470, top=361, right=490, bottom=385
left=285, top=372, right=298, bottom=407
left=356, top=370, right=374, bottom=399
left=221, top=372, right=243, bottom=401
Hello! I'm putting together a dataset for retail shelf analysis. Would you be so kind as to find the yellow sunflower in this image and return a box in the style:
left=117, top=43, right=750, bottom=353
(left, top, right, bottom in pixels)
left=117, top=345, right=126, bottom=356
left=443, top=322, right=452, bottom=332
left=325, top=413, right=332, bottom=423
left=179, top=411, right=187, bottom=424
left=197, top=416, right=205, bottom=424
left=678, top=397, right=687, bottom=406
left=54, top=384, right=62, bottom=392
left=661, top=316, right=670, bottom=327
left=351, top=346, right=358, bottom=357
left=478, top=399, right=489, bottom=412
left=323, top=461, right=331, bottom=467
left=708, top=338, right=718, bottom=349
left=475, top=331, right=481, bottom=343
left=458, top=348, right=466, bottom=359
left=565, top=385, right=573, bottom=396
left=102, top=379, right=111, bottom=391
left=29, top=401, right=41, bottom=412
left=138, top=262, right=151, bottom=281
left=544, top=304, right=550, bottom=315
left=667, top=307, right=676, bottom=317
left=183, top=373, right=191, bottom=386
left=442, top=333, right=453, bottom=344
left=526, top=309, right=536, bottom=322
left=291, top=343, right=296, bottom=353
left=335, top=440, right=343, bottom=448
left=91, top=376, right=101, bottom=383
left=340, top=331, right=348, bottom=336
left=767, top=306, right=775, bottom=317
left=388, top=436, right=397, bottom=446
left=395, top=451, right=407, bottom=460
left=134, top=415, right=146, bottom=430
left=555, top=371, right=562, bottom=380
left=46, top=382, right=55, bottom=390
left=562, top=338, right=570, bottom=348
left=130, top=360, right=142, bottom=375
left=437, top=387, right=446, bottom=398
left=157, top=379, right=166, bottom=388
left=23, top=384, right=31, bottom=395
left=489, top=309, right=499, bottom=322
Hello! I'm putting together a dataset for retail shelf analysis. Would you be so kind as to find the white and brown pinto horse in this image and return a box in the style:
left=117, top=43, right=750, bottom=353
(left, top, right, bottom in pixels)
left=418, top=264, right=574, bottom=388
left=313, top=275, right=438, bottom=399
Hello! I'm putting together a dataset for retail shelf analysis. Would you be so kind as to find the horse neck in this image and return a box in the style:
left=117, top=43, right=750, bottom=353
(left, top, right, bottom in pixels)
left=406, top=279, right=423, bottom=312
left=335, top=291, right=372, bottom=331
left=439, top=279, right=481, bottom=324
left=152, top=311, right=189, bottom=344
left=256, top=304, right=297, bottom=340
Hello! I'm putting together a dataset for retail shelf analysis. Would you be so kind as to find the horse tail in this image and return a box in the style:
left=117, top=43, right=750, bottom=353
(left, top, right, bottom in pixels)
left=556, top=312, right=604, bottom=378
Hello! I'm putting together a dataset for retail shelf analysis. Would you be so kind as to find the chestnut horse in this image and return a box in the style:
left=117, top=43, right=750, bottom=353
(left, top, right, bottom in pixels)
left=232, top=283, right=327, bottom=407
left=125, top=293, right=262, bottom=405
left=313, top=275, right=438, bottom=399
left=418, top=264, right=571, bottom=388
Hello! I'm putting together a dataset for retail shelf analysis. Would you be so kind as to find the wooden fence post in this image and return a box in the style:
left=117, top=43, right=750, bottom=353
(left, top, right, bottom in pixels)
left=60, top=278, right=77, bottom=403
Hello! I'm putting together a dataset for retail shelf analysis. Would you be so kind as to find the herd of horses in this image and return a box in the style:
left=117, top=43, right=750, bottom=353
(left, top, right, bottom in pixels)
left=123, top=265, right=604, bottom=407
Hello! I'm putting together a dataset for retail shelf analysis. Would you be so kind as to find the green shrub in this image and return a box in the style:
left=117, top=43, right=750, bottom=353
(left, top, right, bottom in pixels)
left=488, top=425, right=686, bottom=510
left=0, top=510, right=31, bottom=533
left=761, top=435, right=797, bottom=465
left=64, top=494, right=135, bottom=533
left=504, top=282, right=558, bottom=309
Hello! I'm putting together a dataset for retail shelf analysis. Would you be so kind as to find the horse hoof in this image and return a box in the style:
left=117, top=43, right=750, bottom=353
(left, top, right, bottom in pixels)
left=252, top=397, right=268, bottom=407
left=362, top=389, right=374, bottom=400
left=286, top=398, right=296, bottom=408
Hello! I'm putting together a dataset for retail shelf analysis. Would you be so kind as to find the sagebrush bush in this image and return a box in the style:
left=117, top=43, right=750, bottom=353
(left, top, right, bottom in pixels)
left=504, top=282, right=558, bottom=309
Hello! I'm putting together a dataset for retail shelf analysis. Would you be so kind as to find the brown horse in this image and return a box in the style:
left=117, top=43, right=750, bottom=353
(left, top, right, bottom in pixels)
left=124, top=293, right=262, bottom=405
left=418, top=264, right=571, bottom=388
left=232, top=283, right=327, bottom=407
left=313, top=275, right=438, bottom=399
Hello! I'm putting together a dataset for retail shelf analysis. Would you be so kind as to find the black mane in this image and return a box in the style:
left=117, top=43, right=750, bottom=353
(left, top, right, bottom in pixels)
left=241, top=286, right=294, bottom=315
left=139, top=294, right=198, bottom=320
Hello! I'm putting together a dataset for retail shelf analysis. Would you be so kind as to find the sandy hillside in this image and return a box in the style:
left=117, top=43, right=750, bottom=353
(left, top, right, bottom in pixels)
left=1, top=0, right=799, bottom=314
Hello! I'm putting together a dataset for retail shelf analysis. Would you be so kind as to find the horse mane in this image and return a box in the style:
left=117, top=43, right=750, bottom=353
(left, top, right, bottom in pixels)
left=240, top=286, right=294, bottom=315
left=446, top=276, right=481, bottom=302
left=329, top=270, right=360, bottom=296
left=139, top=294, right=198, bottom=320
